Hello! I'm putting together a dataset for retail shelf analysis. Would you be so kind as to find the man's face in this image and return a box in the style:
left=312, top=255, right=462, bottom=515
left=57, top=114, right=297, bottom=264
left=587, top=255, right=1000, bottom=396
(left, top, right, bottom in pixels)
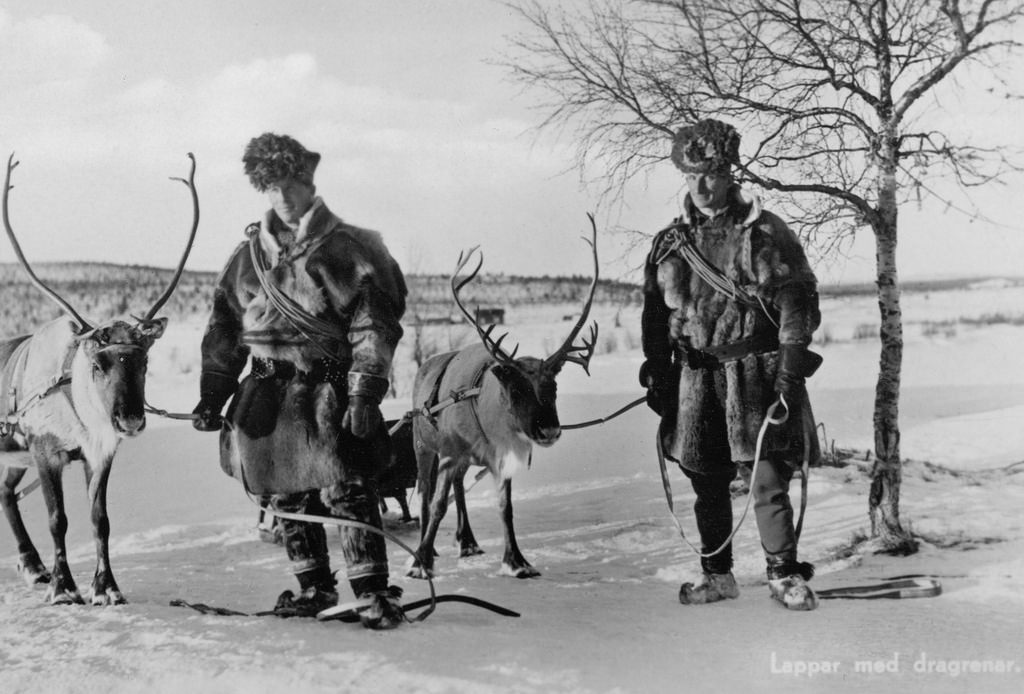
left=267, top=178, right=315, bottom=227
left=684, top=172, right=732, bottom=212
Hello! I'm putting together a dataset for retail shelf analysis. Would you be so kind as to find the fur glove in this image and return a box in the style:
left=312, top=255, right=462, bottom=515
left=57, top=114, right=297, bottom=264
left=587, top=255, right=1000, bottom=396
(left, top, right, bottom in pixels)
left=639, top=360, right=674, bottom=417
left=192, top=371, right=237, bottom=432
left=343, top=372, right=389, bottom=439
left=774, top=345, right=823, bottom=402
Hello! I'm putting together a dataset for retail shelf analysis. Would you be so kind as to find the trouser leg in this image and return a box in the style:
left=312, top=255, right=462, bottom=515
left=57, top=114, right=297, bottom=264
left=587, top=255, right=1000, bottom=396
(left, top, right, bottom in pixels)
left=684, top=466, right=737, bottom=574
left=270, top=491, right=333, bottom=589
left=752, top=456, right=797, bottom=564
left=322, top=478, right=389, bottom=596
left=323, top=424, right=391, bottom=597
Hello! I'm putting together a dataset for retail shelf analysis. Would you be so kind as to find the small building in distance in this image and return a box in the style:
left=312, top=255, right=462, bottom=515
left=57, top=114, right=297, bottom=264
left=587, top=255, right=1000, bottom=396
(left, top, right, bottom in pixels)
left=473, top=307, right=505, bottom=325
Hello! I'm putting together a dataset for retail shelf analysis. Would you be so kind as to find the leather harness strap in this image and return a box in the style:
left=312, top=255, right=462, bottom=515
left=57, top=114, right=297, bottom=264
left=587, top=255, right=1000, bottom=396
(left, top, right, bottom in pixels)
left=247, top=228, right=347, bottom=365
left=1, top=340, right=77, bottom=438
left=651, top=220, right=782, bottom=369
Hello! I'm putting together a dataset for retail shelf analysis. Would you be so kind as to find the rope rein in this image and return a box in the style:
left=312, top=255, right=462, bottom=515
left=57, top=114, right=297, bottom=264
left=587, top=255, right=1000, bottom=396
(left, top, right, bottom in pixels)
left=656, top=395, right=810, bottom=559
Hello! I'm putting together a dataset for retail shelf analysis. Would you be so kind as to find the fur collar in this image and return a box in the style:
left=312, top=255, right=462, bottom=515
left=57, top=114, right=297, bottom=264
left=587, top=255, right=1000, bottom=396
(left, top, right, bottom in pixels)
left=257, top=197, right=329, bottom=265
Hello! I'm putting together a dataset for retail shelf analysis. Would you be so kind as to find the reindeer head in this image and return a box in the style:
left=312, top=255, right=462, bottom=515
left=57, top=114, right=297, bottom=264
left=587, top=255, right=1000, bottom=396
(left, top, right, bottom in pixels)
left=72, top=319, right=166, bottom=436
left=452, top=215, right=600, bottom=447
left=5, top=153, right=199, bottom=438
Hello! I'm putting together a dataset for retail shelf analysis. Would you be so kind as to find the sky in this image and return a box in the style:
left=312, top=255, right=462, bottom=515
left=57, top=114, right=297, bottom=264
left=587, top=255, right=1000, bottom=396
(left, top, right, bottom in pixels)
left=0, top=0, right=1022, bottom=285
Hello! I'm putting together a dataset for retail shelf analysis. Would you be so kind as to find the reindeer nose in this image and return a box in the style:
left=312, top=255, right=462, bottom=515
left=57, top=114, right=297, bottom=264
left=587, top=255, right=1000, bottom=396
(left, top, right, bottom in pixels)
left=534, top=425, right=561, bottom=446
left=115, top=412, right=146, bottom=436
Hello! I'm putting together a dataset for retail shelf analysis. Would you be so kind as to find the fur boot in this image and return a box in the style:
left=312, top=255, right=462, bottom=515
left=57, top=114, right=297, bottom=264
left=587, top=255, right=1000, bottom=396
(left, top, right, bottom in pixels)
left=679, top=572, right=740, bottom=605
left=766, top=559, right=817, bottom=611
left=358, top=585, right=406, bottom=630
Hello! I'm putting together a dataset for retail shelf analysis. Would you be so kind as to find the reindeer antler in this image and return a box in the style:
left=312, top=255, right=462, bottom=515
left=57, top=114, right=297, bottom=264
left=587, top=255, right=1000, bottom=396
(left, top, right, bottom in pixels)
left=3, top=153, right=93, bottom=333
left=144, top=152, right=199, bottom=321
left=543, top=213, right=600, bottom=375
left=450, top=246, right=519, bottom=367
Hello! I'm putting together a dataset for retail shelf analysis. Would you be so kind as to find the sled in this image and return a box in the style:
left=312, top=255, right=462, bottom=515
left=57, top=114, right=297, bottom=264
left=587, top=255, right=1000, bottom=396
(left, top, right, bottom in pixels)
left=816, top=576, right=942, bottom=600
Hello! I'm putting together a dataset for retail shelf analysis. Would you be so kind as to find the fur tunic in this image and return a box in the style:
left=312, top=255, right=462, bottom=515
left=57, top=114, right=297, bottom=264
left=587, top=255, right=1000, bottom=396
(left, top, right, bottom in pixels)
left=642, top=186, right=820, bottom=470
left=200, top=199, right=407, bottom=493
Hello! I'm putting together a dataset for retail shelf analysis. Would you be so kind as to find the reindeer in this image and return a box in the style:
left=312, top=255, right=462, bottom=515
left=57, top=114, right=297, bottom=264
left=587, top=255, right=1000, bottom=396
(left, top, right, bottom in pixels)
left=0, top=153, right=198, bottom=605
left=407, top=217, right=598, bottom=579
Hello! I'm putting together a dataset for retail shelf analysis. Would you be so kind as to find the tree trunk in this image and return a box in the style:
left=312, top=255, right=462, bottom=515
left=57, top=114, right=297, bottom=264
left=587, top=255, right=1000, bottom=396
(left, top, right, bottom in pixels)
left=868, top=191, right=918, bottom=554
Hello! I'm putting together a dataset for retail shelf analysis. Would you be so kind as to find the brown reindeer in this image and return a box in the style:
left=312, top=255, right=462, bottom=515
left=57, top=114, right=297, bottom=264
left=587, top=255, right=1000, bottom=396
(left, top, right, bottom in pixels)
left=407, top=217, right=598, bottom=579
left=0, top=153, right=198, bottom=605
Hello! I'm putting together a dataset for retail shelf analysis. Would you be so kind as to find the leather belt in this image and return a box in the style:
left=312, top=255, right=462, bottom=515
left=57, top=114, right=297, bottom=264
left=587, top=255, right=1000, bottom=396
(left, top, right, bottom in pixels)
left=682, top=333, right=780, bottom=370
left=251, top=357, right=348, bottom=385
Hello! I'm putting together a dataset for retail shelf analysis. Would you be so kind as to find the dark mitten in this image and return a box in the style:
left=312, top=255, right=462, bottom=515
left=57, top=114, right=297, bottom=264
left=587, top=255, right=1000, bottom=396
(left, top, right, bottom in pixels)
left=639, top=360, right=673, bottom=416
left=191, top=402, right=224, bottom=432
left=192, top=371, right=237, bottom=432
left=343, top=372, right=389, bottom=439
left=774, top=345, right=823, bottom=401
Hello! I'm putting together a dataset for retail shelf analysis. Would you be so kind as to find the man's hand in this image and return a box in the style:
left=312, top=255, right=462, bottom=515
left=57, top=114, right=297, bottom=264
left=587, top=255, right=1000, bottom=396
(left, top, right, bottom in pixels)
left=774, top=344, right=823, bottom=402
left=342, top=395, right=383, bottom=439
left=639, top=360, right=674, bottom=417
left=194, top=371, right=236, bottom=432
left=192, top=402, right=224, bottom=432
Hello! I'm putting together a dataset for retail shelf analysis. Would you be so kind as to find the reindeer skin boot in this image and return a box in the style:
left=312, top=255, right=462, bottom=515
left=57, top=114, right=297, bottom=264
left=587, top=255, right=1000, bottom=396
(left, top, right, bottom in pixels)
left=766, top=558, right=818, bottom=611
left=272, top=565, right=339, bottom=617
left=679, top=572, right=740, bottom=605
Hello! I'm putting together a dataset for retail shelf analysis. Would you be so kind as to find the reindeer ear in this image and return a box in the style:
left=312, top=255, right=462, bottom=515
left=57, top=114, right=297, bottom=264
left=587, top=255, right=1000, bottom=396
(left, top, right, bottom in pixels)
left=490, top=363, right=518, bottom=384
left=138, top=317, right=168, bottom=342
left=91, top=327, right=111, bottom=345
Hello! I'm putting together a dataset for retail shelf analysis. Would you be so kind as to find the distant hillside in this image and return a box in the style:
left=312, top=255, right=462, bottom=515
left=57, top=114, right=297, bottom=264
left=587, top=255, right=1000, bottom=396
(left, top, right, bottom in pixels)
left=819, top=276, right=1024, bottom=297
left=0, top=262, right=641, bottom=335
left=5, top=262, right=1014, bottom=336
left=0, top=263, right=218, bottom=336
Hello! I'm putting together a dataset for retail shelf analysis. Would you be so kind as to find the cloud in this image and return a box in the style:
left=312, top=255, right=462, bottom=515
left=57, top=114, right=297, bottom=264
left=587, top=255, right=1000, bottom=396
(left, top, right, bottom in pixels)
left=0, top=8, right=108, bottom=88
left=0, top=42, right=595, bottom=274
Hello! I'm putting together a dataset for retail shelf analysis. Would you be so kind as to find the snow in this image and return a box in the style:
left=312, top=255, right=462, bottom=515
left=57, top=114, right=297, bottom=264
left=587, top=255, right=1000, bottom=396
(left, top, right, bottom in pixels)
left=2, top=287, right=1024, bottom=693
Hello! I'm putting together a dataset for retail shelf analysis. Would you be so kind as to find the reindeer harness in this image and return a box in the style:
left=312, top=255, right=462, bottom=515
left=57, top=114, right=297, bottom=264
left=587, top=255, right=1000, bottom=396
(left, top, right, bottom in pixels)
left=0, top=339, right=75, bottom=443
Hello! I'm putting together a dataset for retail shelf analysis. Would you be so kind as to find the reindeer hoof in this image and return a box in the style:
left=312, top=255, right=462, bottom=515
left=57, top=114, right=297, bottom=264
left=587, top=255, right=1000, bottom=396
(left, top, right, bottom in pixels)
left=90, top=589, right=127, bottom=606
left=16, top=560, right=51, bottom=588
left=405, top=565, right=434, bottom=580
left=500, top=563, right=541, bottom=579
left=46, top=586, right=85, bottom=605
left=459, top=544, right=485, bottom=558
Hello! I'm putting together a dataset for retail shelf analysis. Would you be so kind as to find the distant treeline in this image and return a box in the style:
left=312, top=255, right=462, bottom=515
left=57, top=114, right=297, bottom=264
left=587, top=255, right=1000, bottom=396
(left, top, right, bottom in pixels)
left=0, top=262, right=642, bottom=335
left=1, top=262, right=1016, bottom=336
left=818, top=276, right=1024, bottom=297
left=0, top=263, right=217, bottom=336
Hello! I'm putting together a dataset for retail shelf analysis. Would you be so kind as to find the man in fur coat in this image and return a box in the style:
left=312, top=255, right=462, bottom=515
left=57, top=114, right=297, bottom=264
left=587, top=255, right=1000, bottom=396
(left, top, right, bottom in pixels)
left=192, top=133, right=408, bottom=628
left=641, top=119, right=822, bottom=610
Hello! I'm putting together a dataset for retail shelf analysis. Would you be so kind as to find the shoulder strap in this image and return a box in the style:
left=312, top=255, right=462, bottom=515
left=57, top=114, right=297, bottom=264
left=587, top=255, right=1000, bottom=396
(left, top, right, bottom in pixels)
left=655, top=223, right=763, bottom=309
left=652, top=222, right=779, bottom=329
left=247, top=230, right=347, bottom=363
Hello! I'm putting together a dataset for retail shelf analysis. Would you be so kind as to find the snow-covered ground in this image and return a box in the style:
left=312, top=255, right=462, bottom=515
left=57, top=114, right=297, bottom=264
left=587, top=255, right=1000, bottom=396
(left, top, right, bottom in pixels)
left=2, top=285, right=1024, bottom=694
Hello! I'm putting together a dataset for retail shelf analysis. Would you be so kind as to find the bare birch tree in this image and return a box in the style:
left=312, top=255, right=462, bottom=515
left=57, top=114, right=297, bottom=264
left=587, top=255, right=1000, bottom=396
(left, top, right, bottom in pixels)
left=505, top=0, right=1023, bottom=552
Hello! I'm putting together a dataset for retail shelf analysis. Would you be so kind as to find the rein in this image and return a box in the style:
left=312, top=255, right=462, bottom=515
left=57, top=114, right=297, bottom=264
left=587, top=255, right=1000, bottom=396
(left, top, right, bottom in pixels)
left=656, top=396, right=811, bottom=559
left=232, top=455, right=522, bottom=623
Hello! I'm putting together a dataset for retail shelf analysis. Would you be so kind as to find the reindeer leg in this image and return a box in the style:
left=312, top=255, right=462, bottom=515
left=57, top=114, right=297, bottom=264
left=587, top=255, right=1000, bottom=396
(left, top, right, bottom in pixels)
left=498, top=477, right=540, bottom=578
left=35, top=447, right=84, bottom=604
left=84, top=458, right=124, bottom=606
left=395, top=489, right=413, bottom=524
left=1, top=465, right=50, bottom=586
left=408, top=454, right=454, bottom=580
left=453, top=469, right=483, bottom=557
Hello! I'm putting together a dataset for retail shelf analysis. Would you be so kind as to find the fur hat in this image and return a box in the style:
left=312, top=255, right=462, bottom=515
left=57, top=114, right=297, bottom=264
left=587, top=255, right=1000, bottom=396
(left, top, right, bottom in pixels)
left=670, top=119, right=740, bottom=174
left=242, top=133, right=321, bottom=191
